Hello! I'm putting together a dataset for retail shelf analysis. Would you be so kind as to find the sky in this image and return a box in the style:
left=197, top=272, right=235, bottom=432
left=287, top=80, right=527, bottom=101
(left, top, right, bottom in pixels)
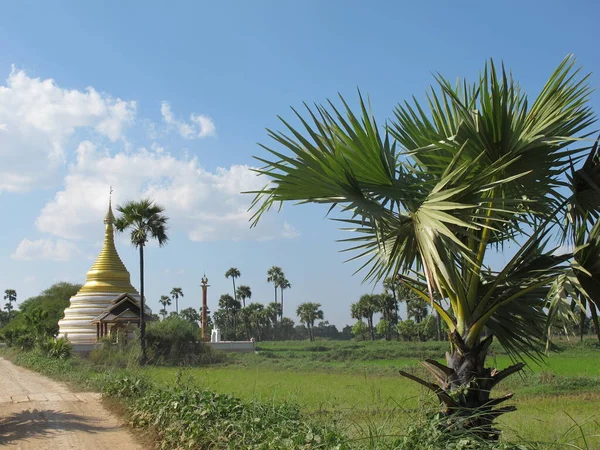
left=1, top=0, right=599, bottom=328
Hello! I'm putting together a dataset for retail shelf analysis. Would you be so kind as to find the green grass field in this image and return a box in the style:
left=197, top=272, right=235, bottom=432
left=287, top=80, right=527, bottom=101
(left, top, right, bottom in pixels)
left=143, top=339, right=600, bottom=448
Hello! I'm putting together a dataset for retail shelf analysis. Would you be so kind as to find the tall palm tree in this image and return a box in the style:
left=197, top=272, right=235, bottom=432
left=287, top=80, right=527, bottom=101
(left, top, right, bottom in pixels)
left=225, top=268, right=241, bottom=301
left=170, top=287, right=184, bottom=314
left=296, top=302, right=324, bottom=342
left=266, top=266, right=283, bottom=304
left=3, top=289, right=17, bottom=317
left=236, top=285, right=252, bottom=308
left=218, top=293, right=241, bottom=339
left=279, top=278, right=291, bottom=320
left=115, top=198, right=169, bottom=365
left=350, top=295, right=379, bottom=340
left=248, top=56, right=595, bottom=436
left=159, top=295, right=171, bottom=318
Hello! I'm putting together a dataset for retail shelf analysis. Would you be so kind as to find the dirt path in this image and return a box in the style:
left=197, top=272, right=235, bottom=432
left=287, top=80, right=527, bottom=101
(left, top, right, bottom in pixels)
left=0, top=357, right=143, bottom=449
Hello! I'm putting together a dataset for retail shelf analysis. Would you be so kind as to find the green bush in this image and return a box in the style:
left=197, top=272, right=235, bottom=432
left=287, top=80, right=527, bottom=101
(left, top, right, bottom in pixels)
left=104, top=374, right=347, bottom=449
left=145, top=316, right=225, bottom=365
left=38, top=336, right=73, bottom=359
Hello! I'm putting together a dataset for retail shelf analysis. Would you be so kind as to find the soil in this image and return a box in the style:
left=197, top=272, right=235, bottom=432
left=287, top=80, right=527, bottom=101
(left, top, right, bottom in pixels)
left=0, top=357, right=143, bottom=449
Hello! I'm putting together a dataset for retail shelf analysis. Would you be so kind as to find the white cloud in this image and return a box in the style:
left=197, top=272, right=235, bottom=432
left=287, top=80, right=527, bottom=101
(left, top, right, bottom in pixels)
left=36, top=141, right=293, bottom=242
left=281, top=222, right=300, bottom=239
left=161, top=101, right=216, bottom=139
left=11, top=238, right=80, bottom=261
left=0, top=66, right=136, bottom=192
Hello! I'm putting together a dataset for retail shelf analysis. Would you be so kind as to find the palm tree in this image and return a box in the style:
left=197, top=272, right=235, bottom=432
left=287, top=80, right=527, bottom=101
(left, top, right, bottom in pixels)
left=3, top=289, right=17, bottom=317
left=296, top=302, right=324, bottom=342
left=383, top=277, right=400, bottom=322
left=266, top=266, right=283, bottom=304
left=350, top=295, right=379, bottom=340
left=375, top=293, right=397, bottom=340
left=159, top=295, right=171, bottom=319
left=248, top=57, right=596, bottom=436
left=225, top=268, right=241, bottom=302
left=279, top=278, right=291, bottom=320
left=115, top=198, right=169, bottom=365
left=170, top=287, right=184, bottom=314
left=218, top=293, right=241, bottom=339
left=236, top=285, right=252, bottom=308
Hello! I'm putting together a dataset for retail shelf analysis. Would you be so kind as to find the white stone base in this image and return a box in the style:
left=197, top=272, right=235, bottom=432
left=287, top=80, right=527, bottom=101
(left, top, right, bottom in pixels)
left=208, top=341, right=255, bottom=353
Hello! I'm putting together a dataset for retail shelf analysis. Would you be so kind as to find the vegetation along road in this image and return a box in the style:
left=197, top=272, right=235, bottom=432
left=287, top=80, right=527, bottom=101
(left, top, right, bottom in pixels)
left=0, top=357, right=141, bottom=449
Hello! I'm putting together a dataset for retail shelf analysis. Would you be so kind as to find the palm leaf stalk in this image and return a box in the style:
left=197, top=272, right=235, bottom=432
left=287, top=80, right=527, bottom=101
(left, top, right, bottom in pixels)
left=248, top=56, right=595, bottom=438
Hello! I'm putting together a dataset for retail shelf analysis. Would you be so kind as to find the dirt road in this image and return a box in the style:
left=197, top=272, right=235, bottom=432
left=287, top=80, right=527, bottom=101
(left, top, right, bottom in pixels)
left=0, top=357, right=143, bottom=449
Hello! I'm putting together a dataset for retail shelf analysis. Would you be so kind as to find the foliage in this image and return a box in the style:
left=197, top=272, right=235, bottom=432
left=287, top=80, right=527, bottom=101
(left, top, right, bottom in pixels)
left=0, top=282, right=81, bottom=339
left=38, top=336, right=73, bottom=359
left=180, top=307, right=201, bottom=327
left=103, top=374, right=347, bottom=450
left=296, top=302, right=324, bottom=342
left=169, top=286, right=184, bottom=314
left=352, top=320, right=369, bottom=341
left=145, top=316, right=222, bottom=365
left=248, top=55, right=598, bottom=435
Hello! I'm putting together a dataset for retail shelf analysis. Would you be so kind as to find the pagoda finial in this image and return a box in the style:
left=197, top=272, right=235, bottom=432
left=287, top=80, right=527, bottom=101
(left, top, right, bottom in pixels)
left=104, top=187, right=115, bottom=224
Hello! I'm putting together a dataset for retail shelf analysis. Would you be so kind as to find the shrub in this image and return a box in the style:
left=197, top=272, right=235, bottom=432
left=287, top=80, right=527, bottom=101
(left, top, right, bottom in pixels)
left=145, top=316, right=224, bottom=365
left=104, top=375, right=347, bottom=449
left=38, top=336, right=73, bottom=359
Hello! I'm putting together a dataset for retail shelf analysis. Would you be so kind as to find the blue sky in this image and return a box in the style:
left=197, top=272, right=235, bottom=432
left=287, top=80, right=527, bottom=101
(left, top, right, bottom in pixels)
left=1, top=1, right=599, bottom=328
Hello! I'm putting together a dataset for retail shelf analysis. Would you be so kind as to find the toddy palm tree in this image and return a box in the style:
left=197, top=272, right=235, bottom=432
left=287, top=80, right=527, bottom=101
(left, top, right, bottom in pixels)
left=159, top=295, right=171, bottom=318
left=266, top=266, right=284, bottom=304
left=296, top=302, right=324, bottom=342
left=3, top=289, right=17, bottom=317
left=115, top=198, right=169, bottom=365
left=170, top=287, right=184, bottom=314
left=249, top=56, right=596, bottom=436
left=225, top=268, right=241, bottom=301
left=279, top=278, right=291, bottom=319
left=236, top=285, right=252, bottom=308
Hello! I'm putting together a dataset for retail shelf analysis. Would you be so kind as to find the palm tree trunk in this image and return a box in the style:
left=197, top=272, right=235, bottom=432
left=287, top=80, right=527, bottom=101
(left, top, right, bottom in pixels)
left=580, top=307, right=586, bottom=342
left=590, top=306, right=600, bottom=342
left=368, top=316, right=375, bottom=340
left=280, top=288, right=284, bottom=321
left=232, top=279, right=237, bottom=302
left=399, top=333, right=522, bottom=439
left=139, top=245, right=147, bottom=365
left=176, top=296, right=179, bottom=314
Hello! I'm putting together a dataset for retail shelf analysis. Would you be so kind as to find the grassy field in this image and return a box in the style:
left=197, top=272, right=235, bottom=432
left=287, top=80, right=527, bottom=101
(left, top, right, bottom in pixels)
left=143, top=338, right=600, bottom=448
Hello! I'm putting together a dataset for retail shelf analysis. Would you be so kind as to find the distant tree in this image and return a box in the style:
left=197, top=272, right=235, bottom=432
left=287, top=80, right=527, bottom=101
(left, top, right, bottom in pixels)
left=376, top=319, right=393, bottom=341
left=266, top=302, right=282, bottom=327
left=1, top=282, right=81, bottom=337
left=351, top=320, right=368, bottom=341
left=180, top=307, right=200, bottom=326
left=3, top=289, right=17, bottom=318
left=350, top=295, right=379, bottom=340
left=383, top=277, right=400, bottom=321
left=159, top=295, right=171, bottom=319
left=375, top=292, right=397, bottom=340
left=236, top=285, right=252, bottom=308
left=244, top=302, right=266, bottom=341
left=225, top=267, right=241, bottom=302
left=296, top=302, right=323, bottom=342
left=218, top=294, right=241, bottom=339
left=407, top=298, right=428, bottom=323
left=279, top=278, right=291, bottom=320
left=278, top=317, right=296, bottom=340
left=170, top=287, right=184, bottom=314
left=267, top=266, right=284, bottom=304
left=115, top=198, right=169, bottom=364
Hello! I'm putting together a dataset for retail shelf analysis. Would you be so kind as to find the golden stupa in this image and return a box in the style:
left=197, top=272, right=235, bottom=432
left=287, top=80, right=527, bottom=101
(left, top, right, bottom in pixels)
left=58, top=198, right=143, bottom=345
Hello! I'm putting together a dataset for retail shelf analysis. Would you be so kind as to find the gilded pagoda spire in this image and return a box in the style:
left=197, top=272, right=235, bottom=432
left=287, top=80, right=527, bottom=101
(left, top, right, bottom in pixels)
left=77, top=194, right=138, bottom=295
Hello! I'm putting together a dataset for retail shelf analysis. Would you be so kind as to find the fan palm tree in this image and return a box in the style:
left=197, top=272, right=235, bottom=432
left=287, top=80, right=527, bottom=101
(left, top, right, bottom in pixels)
left=296, top=302, right=324, bottom=342
left=350, top=295, right=379, bottom=340
left=170, top=287, right=184, bottom=314
left=279, top=278, right=291, bottom=320
left=159, top=295, right=171, bottom=319
left=225, top=268, right=241, bottom=301
left=236, top=285, right=252, bottom=308
left=3, top=289, right=17, bottom=317
left=248, top=56, right=596, bottom=437
left=266, top=266, right=284, bottom=304
left=115, top=198, right=169, bottom=365
left=218, top=293, right=241, bottom=339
